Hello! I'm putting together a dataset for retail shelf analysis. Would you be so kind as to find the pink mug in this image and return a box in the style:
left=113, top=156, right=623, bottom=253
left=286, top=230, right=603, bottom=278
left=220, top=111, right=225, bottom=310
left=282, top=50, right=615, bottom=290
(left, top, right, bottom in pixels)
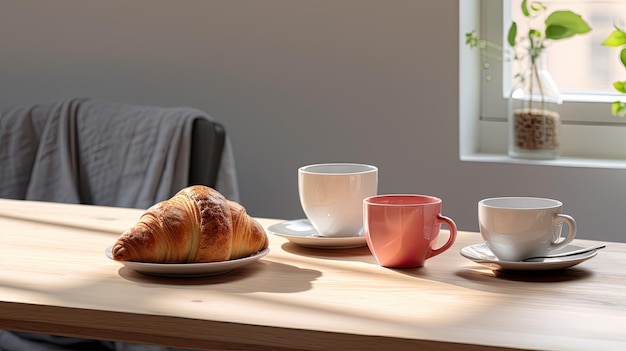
left=363, top=194, right=457, bottom=268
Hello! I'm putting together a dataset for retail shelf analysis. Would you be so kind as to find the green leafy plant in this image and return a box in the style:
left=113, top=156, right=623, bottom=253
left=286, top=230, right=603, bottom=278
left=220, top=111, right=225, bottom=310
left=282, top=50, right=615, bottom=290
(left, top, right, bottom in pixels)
left=601, top=26, right=626, bottom=117
left=466, top=0, right=591, bottom=158
left=466, top=0, right=591, bottom=100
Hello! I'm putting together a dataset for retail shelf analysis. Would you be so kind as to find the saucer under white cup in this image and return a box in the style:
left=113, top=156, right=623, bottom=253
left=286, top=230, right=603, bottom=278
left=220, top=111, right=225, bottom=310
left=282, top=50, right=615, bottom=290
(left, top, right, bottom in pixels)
left=267, top=219, right=367, bottom=249
left=460, top=243, right=599, bottom=271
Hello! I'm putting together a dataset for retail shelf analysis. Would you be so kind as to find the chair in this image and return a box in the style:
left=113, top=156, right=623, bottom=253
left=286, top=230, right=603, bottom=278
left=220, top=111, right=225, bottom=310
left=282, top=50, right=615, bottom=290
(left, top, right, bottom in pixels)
left=0, top=98, right=238, bottom=351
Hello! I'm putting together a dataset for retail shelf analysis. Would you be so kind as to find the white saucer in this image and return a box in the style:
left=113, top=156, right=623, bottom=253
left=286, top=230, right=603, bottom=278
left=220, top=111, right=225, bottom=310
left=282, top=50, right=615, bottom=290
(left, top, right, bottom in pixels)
left=460, top=243, right=598, bottom=271
left=267, top=219, right=367, bottom=249
left=105, top=246, right=269, bottom=277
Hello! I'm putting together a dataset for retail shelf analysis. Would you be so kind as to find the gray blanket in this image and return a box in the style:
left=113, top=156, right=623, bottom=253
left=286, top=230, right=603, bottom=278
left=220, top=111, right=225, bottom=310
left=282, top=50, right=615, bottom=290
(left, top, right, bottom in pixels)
left=0, top=98, right=239, bottom=207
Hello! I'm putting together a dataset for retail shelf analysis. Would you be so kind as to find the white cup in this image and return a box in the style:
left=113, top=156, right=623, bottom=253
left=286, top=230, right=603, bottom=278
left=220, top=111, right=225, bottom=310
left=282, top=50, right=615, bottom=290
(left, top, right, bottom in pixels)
left=478, top=197, right=577, bottom=262
left=299, top=163, right=378, bottom=237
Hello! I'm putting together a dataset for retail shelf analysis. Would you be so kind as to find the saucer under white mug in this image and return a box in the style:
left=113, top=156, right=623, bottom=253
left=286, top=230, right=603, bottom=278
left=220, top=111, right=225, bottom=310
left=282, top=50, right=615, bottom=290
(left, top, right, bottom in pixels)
left=267, top=219, right=367, bottom=249
left=460, top=243, right=599, bottom=271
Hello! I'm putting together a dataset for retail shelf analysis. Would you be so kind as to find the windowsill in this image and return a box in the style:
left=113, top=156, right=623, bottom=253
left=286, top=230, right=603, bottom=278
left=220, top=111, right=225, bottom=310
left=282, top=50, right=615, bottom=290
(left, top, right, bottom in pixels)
left=461, top=152, right=626, bottom=169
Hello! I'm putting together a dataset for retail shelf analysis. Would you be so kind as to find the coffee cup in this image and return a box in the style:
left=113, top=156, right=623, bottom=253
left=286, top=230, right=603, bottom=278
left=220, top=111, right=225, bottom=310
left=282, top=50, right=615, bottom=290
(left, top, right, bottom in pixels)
left=478, top=197, right=577, bottom=262
left=299, top=163, right=378, bottom=237
left=363, top=194, right=457, bottom=268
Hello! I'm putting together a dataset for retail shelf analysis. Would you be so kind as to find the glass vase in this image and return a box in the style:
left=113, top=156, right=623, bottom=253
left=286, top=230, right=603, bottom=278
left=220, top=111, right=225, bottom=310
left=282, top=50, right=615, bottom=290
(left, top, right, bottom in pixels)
left=508, top=53, right=562, bottom=159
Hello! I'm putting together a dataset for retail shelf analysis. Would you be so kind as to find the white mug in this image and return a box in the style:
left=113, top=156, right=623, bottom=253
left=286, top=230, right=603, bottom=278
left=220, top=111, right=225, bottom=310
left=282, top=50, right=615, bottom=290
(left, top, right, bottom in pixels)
left=478, top=197, right=577, bottom=262
left=299, top=163, right=378, bottom=237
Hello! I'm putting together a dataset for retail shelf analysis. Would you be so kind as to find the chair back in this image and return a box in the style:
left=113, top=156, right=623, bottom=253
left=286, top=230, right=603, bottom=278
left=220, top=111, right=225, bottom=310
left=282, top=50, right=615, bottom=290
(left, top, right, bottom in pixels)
left=189, top=117, right=226, bottom=189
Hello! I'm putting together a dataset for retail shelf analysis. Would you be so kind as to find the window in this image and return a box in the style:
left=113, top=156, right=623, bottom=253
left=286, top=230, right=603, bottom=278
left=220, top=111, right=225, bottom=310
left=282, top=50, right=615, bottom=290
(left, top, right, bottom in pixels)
left=460, top=0, right=626, bottom=166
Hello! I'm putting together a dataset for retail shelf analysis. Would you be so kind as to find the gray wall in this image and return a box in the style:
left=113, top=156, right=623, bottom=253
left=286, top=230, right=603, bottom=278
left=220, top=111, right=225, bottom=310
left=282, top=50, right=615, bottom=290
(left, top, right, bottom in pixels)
left=2, top=0, right=625, bottom=242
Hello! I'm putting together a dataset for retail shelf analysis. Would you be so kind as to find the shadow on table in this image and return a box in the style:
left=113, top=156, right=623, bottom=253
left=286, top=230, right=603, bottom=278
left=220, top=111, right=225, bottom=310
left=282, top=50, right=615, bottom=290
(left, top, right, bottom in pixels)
left=279, top=242, right=377, bottom=264
left=455, top=265, right=594, bottom=283
left=116, top=259, right=322, bottom=293
left=388, top=261, right=593, bottom=282
left=364, top=258, right=594, bottom=289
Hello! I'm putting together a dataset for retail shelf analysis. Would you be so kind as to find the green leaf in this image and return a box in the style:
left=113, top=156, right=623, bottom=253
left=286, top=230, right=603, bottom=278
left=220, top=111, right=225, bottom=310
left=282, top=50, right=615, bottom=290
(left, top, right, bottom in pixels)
left=507, top=22, right=517, bottom=47
left=545, top=25, right=569, bottom=39
left=528, top=29, right=541, bottom=39
left=521, top=0, right=530, bottom=17
left=602, top=29, right=626, bottom=47
left=465, top=32, right=476, bottom=46
left=521, top=1, right=545, bottom=16
left=530, top=2, right=546, bottom=12
left=545, top=10, right=591, bottom=40
left=611, top=101, right=626, bottom=117
left=613, top=81, right=626, bottom=94
left=621, top=48, right=626, bottom=68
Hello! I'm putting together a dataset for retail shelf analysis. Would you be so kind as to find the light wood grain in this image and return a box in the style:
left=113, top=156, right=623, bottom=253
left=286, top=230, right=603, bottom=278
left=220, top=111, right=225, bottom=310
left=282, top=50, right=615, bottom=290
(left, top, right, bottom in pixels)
left=0, top=199, right=624, bottom=351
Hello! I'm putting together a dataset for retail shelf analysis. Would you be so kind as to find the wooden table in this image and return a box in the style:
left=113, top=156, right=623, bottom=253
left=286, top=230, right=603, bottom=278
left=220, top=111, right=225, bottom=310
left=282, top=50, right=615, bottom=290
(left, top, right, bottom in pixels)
left=0, top=199, right=624, bottom=351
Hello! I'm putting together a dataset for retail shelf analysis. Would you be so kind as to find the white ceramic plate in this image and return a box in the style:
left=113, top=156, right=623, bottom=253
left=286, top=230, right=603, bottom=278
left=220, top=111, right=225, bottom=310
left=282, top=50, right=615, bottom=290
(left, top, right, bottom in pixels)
left=105, top=246, right=269, bottom=277
left=267, top=219, right=367, bottom=249
left=460, top=243, right=598, bottom=271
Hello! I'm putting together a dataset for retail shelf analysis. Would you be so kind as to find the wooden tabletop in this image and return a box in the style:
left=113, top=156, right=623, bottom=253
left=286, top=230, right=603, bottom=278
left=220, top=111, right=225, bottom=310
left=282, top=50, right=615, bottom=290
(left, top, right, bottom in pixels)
left=0, top=199, right=624, bottom=351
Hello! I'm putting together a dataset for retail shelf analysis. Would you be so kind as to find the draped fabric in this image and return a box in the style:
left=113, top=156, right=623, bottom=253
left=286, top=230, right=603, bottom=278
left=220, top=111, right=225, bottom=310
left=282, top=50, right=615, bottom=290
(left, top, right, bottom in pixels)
left=0, top=98, right=239, bottom=208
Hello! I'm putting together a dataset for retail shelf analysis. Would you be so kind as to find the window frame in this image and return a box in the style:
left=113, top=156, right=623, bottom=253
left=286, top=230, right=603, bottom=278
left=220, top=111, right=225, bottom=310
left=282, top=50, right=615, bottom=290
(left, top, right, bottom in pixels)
left=459, top=0, right=626, bottom=166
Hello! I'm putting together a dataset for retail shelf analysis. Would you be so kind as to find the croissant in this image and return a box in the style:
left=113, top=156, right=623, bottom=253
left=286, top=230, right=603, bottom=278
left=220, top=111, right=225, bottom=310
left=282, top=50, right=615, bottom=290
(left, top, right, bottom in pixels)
left=112, top=185, right=268, bottom=263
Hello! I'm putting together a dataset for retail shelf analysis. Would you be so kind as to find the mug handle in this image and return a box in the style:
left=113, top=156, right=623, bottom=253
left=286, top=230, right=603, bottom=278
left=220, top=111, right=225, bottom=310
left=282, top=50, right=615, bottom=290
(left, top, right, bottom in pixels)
left=427, top=215, right=458, bottom=259
left=549, top=214, right=577, bottom=251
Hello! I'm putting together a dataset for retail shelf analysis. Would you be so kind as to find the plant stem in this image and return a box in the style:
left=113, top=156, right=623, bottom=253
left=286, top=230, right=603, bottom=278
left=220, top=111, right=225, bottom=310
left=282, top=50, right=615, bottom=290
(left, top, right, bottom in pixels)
left=532, top=56, right=546, bottom=111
